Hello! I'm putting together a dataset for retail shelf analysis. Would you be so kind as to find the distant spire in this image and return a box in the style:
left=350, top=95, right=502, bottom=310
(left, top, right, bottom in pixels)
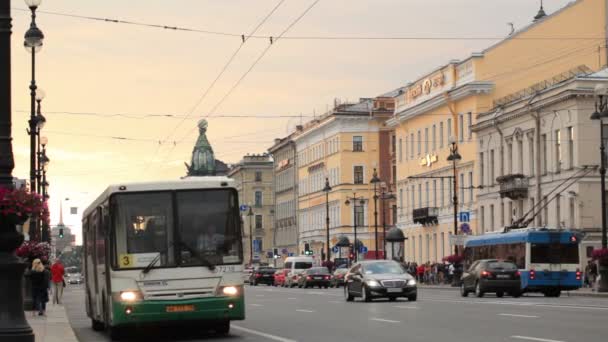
left=534, top=0, right=546, bottom=21
left=59, top=200, right=64, bottom=225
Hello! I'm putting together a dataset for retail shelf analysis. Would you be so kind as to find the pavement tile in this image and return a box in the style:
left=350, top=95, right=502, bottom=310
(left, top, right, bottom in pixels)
left=26, top=303, right=78, bottom=342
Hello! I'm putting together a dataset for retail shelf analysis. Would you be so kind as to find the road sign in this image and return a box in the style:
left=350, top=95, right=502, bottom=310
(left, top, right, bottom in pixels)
left=459, top=211, right=470, bottom=222
left=332, top=246, right=339, bottom=253
left=359, top=246, right=368, bottom=253
left=240, top=205, right=249, bottom=212
left=460, top=223, right=471, bottom=234
left=288, top=252, right=294, bottom=257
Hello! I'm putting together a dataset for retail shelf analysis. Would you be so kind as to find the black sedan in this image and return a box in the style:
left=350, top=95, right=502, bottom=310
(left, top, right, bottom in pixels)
left=460, top=259, right=521, bottom=298
left=330, top=268, right=348, bottom=288
left=344, top=260, right=417, bottom=302
left=297, top=267, right=331, bottom=288
left=250, top=267, right=276, bottom=286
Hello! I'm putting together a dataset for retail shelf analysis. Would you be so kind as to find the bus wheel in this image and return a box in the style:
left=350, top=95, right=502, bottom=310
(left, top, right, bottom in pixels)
left=216, top=321, right=230, bottom=335
left=91, top=319, right=104, bottom=331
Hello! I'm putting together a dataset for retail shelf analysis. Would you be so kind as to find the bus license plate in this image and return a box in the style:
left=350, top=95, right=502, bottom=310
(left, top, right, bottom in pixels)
left=166, top=305, right=195, bottom=313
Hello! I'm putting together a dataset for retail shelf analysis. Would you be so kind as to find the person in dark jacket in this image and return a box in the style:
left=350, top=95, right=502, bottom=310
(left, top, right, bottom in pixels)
left=30, top=258, right=50, bottom=316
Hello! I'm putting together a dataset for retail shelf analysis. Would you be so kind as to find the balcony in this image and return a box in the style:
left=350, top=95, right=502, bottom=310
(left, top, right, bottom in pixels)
left=412, top=207, right=439, bottom=225
left=496, top=174, right=529, bottom=200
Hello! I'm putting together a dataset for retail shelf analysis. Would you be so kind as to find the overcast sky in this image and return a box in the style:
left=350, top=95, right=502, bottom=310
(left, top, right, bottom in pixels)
left=8, top=0, right=573, bottom=243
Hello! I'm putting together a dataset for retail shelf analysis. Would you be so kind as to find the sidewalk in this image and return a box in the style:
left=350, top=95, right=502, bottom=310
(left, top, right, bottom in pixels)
left=26, top=303, right=78, bottom=342
left=418, top=284, right=608, bottom=297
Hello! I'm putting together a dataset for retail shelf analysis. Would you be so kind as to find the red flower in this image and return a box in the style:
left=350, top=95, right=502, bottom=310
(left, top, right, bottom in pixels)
left=0, top=186, right=45, bottom=219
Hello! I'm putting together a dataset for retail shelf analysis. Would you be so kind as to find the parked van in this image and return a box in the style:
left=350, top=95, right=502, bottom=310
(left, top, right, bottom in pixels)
left=283, top=256, right=314, bottom=287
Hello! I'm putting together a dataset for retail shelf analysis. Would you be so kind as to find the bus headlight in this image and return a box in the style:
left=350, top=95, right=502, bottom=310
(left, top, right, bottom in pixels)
left=119, top=291, right=141, bottom=302
left=222, top=286, right=239, bottom=296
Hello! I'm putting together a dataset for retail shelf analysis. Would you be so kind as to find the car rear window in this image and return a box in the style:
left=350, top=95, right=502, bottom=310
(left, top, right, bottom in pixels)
left=487, top=262, right=517, bottom=270
left=294, top=262, right=313, bottom=269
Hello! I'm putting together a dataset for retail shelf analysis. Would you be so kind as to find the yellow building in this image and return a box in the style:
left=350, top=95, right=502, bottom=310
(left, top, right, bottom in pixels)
left=388, top=0, right=608, bottom=264
left=227, top=154, right=274, bottom=265
left=293, top=99, right=393, bottom=262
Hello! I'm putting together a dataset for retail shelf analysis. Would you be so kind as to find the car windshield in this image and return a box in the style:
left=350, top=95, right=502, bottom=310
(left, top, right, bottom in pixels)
left=363, top=262, right=405, bottom=275
left=487, top=261, right=517, bottom=270
left=308, top=267, right=329, bottom=274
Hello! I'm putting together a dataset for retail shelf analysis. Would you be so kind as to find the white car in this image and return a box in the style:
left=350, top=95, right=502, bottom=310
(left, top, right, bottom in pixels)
left=66, top=273, right=83, bottom=285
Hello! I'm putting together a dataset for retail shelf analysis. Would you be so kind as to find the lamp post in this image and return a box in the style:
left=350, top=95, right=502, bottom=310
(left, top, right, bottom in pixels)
left=591, top=84, right=608, bottom=249
left=345, top=193, right=366, bottom=263
left=370, top=169, right=380, bottom=259
left=39, top=136, right=49, bottom=242
left=0, top=2, right=36, bottom=341
left=447, top=136, right=462, bottom=255
left=379, top=188, right=396, bottom=260
left=323, top=178, right=332, bottom=263
left=34, top=89, right=45, bottom=195
left=247, top=207, right=254, bottom=266
left=25, top=0, right=44, bottom=242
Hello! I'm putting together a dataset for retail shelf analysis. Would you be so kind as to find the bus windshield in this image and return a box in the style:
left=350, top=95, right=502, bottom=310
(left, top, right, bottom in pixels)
left=111, top=189, right=242, bottom=270
left=530, top=243, right=579, bottom=264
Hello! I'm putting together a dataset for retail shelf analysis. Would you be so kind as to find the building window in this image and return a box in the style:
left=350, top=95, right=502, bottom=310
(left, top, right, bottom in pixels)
left=353, top=136, right=363, bottom=152
left=500, top=202, right=505, bottom=227
left=506, top=140, right=513, bottom=174
left=467, top=112, right=472, bottom=139
left=569, top=197, right=575, bottom=228
left=425, top=181, right=429, bottom=206
left=490, top=204, right=495, bottom=232
left=479, top=152, right=485, bottom=187
left=556, top=193, right=561, bottom=228
left=518, top=139, right=524, bottom=174
left=555, top=130, right=562, bottom=173
left=528, top=135, right=535, bottom=176
left=447, top=118, right=452, bottom=141
left=441, top=232, right=445, bottom=260
left=459, top=114, right=464, bottom=142
left=417, top=130, right=421, bottom=155
left=355, top=205, right=364, bottom=226
left=440, top=179, right=445, bottom=207
left=399, top=188, right=404, bottom=215
left=432, top=124, right=437, bottom=151
left=459, top=173, right=464, bottom=205
left=543, top=196, right=549, bottom=226
left=440, top=122, right=444, bottom=148
left=411, top=185, right=415, bottom=212
left=392, top=205, right=397, bottom=225
left=489, top=150, right=495, bottom=185
left=255, top=215, right=263, bottom=229
left=508, top=201, right=513, bottom=225
left=425, top=127, right=429, bottom=153
left=433, top=179, right=437, bottom=207
left=391, top=135, right=396, bottom=153
left=468, top=172, right=473, bottom=203
left=255, top=171, right=262, bottom=182
left=398, top=138, right=403, bottom=163
left=392, top=165, right=396, bottom=185
left=410, top=133, right=415, bottom=157
left=354, top=166, right=364, bottom=184
left=480, top=206, right=485, bottom=233
left=405, top=138, right=408, bottom=160
left=567, top=127, right=574, bottom=169
left=418, top=184, right=422, bottom=208
left=254, top=191, right=262, bottom=207
left=542, top=134, right=547, bottom=175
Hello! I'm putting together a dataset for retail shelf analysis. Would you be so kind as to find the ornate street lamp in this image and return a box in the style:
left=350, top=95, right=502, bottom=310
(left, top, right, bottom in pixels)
left=590, top=84, right=608, bottom=249
left=323, top=178, right=332, bottom=263
left=370, top=169, right=381, bottom=259
left=447, top=136, right=462, bottom=255
left=345, top=193, right=366, bottom=262
left=0, top=2, right=36, bottom=341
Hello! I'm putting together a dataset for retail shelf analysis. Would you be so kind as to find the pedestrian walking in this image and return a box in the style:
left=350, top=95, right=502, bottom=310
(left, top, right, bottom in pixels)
left=30, top=258, right=50, bottom=316
left=51, top=259, right=65, bottom=304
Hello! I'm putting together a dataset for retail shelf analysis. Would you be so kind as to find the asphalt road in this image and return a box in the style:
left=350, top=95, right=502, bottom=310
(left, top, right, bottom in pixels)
left=63, top=284, right=608, bottom=342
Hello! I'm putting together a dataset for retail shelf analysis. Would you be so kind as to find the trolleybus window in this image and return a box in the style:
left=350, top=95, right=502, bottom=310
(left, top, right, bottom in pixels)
left=112, top=192, right=174, bottom=269
left=531, top=243, right=579, bottom=264
left=176, top=189, right=242, bottom=266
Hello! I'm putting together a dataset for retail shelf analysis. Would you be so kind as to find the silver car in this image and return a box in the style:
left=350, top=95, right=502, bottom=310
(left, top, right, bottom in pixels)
left=344, top=260, right=417, bottom=302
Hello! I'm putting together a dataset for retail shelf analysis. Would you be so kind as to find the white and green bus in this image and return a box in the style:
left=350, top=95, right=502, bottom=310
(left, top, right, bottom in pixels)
left=82, top=177, right=244, bottom=338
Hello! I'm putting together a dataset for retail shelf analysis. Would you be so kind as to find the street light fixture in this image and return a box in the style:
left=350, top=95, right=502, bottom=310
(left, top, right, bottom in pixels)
left=247, top=207, right=254, bottom=265
left=370, top=168, right=381, bottom=259
left=345, top=193, right=366, bottom=263
left=323, top=178, right=332, bottom=263
left=447, top=136, right=462, bottom=255
left=591, top=84, right=608, bottom=248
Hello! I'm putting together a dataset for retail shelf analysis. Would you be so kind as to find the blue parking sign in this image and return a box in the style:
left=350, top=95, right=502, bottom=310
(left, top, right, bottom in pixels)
left=332, top=246, right=339, bottom=253
left=459, top=211, right=470, bottom=222
left=240, top=205, right=249, bottom=212
left=360, top=246, right=368, bottom=253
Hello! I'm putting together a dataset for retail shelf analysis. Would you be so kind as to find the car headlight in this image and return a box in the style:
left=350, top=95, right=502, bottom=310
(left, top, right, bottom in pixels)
left=407, top=279, right=417, bottom=286
left=222, top=286, right=239, bottom=296
left=119, top=291, right=141, bottom=302
left=366, top=280, right=381, bottom=287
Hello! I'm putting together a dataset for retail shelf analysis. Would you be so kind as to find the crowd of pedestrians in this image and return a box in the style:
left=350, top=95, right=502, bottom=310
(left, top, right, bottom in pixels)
left=402, top=261, right=458, bottom=285
left=29, top=258, right=65, bottom=316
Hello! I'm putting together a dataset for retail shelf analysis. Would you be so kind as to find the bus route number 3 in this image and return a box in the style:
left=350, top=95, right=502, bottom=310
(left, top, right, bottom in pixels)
left=119, top=254, right=134, bottom=268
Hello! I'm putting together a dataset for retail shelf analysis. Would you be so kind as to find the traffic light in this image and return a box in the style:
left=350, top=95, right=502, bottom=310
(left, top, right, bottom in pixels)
left=273, top=248, right=279, bottom=259
left=304, top=243, right=312, bottom=256
left=58, top=228, right=64, bottom=238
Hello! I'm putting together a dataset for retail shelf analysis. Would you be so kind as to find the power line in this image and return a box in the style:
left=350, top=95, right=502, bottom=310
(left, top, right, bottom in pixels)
left=15, top=109, right=316, bottom=119
left=15, top=7, right=607, bottom=42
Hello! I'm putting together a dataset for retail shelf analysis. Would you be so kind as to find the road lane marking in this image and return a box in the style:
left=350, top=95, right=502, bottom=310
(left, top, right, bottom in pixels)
left=232, top=325, right=297, bottom=342
left=295, top=309, right=315, bottom=313
left=255, top=294, right=265, bottom=297
left=250, top=304, right=264, bottom=307
left=511, top=336, right=566, bottom=342
left=393, top=306, right=419, bottom=309
left=370, top=318, right=401, bottom=323
left=423, top=298, right=608, bottom=311
left=499, top=313, right=538, bottom=318
left=329, top=300, right=341, bottom=303
left=288, top=297, right=297, bottom=300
